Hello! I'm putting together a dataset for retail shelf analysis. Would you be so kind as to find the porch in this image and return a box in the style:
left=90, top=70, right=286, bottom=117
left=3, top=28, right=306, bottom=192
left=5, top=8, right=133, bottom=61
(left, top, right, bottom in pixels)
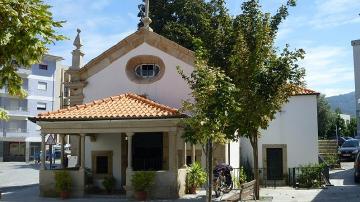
left=37, top=118, right=198, bottom=198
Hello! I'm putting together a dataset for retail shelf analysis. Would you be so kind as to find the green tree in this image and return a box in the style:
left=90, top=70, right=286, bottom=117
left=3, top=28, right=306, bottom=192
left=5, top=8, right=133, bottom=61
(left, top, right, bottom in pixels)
left=228, top=0, right=304, bottom=199
left=344, top=117, right=357, bottom=137
left=138, top=0, right=234, bottom=69
left=177, top=57, right=238, bottom=202
left=0, top=0, right=65, bottom=119
left=317, top=94, right=334, bottom=139
left=327, top=108, right=346, bottom=138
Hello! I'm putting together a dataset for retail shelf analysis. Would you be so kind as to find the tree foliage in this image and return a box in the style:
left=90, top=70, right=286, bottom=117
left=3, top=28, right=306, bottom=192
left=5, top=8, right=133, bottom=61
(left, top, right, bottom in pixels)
left=318, top=96, right=357, bottom=139
left=177, top=58, right=238, bottom=145
left=227, top=0, right=304, bottom=198
left=0, top=0, right=65, bottom=119
left=143, top=0, right=305, bottom=199
left=177, top=57, right=238, bottom=201
left=138, top=0, right=234, bottom=69
left=318, top=94, right=334, bottom=139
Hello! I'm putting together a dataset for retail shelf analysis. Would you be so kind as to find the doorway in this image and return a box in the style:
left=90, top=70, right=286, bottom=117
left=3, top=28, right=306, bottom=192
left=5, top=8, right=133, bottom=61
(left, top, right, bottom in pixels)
left=266, top=148, right=284, bottom=180
left=132, top=132, right=163, bottom=171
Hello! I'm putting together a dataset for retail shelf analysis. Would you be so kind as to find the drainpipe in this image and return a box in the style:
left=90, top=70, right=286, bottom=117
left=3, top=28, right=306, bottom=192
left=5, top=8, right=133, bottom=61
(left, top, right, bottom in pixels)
left=52, top=65, right=55, bottom=111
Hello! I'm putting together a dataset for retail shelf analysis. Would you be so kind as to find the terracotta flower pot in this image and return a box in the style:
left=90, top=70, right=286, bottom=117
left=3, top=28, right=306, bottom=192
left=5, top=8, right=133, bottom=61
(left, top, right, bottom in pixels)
left=188, top=186, right=197, bottom=194
left=60, top=191, right=70, bottom=200
left=135, top=191, right=148, bottom=201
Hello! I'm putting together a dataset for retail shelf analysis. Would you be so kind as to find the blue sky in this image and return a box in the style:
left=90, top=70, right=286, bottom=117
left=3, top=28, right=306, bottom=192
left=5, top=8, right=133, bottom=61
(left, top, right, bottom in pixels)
left=47, top=0, right=360, bottom=97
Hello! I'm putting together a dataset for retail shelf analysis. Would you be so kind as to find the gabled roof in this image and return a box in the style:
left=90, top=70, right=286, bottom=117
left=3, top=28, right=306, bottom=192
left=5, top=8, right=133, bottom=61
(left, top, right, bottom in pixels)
left=78, top=28, right=195, bottom=80
left=293, top=86, right=319, bottom=96
left=33, top=93, right=186, bottom=122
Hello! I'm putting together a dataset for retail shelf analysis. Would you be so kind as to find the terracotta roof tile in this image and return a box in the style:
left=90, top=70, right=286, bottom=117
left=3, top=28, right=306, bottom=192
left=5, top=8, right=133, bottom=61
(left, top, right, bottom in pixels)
left=293, top=86, right=319, bottom=96
left=35, top=93, right=185, bottom=121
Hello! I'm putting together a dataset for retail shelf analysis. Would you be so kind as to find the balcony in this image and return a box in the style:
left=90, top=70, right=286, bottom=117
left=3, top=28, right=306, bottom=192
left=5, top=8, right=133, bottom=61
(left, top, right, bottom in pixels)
left=0, top=85, right=29, bottom=97
left=17, top=67, right=31, bottom=77
left=5, top=106, right=30, bottom=118
left=3, top=128, right=28, bottom=139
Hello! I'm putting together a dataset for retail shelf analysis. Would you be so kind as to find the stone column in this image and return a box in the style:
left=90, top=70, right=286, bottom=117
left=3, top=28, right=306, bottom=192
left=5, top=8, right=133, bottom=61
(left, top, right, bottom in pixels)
left=41, top=134, right=46, bottom=170
left=60, top=134, right=65, bottom=168
left=125, top=132, right=134, bottom=197
left=80, top=134, right=85, bottom=169
left=183, top=140, right=187, bottom=168
left=191, top=144, right=196, bottom=164
left=225, top=143, right=229, bottom=164
left=168, top=132, right=177, bottom=171
left=25, top=141, right=30, bottom=163
left=126, top=132, right=134, bottom=170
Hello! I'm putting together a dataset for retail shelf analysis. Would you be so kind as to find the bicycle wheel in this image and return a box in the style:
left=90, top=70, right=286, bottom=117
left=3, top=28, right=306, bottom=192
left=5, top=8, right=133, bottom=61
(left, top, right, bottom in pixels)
left=213, top=177, right=221, bottom=198
left=221, top=181, right=233, bottom=193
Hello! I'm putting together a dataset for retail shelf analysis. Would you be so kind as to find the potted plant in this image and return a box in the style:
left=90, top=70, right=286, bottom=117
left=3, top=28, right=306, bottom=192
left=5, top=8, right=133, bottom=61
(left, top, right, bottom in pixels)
left=131, top=171, right=156, bottom=201
left=102, top=176, right=116, bottom=194
left=186, top=162, right=206, bottom=194
left=55, top=171, right=72, bottom=199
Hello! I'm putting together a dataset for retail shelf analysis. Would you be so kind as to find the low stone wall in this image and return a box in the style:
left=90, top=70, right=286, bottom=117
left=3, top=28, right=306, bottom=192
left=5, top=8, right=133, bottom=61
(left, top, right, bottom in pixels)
left=39, top=169, right=85, bottom=197
left=126, top=169, right=187, bottom=199
left=177, top=168, right=187, bottom=197
left=239, top=180, right=256, bottom=200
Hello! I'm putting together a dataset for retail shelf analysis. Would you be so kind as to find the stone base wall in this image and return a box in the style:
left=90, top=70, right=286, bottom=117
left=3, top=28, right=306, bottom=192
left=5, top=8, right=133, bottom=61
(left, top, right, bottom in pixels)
left=126, top=169, right=186, bottom=199
left=39, top=169, right=85, bottom=198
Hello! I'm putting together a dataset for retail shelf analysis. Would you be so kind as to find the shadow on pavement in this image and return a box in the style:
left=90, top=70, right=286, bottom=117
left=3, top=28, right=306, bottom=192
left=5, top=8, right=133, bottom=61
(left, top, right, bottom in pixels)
left=0, top=184, right=38, bottom=192
left=11, top=163, right=40, bottom=170
left=312, top=168, right=360, bottom=202
left=329, top=168, right=355, bottom=186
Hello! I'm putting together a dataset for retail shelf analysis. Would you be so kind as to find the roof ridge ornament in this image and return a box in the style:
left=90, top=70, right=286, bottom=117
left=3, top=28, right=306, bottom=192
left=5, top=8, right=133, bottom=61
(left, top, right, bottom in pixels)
left=142, top=0, right=153, bottom=32
left=73, top=28, right=82, bottom=50
left=71, top=28, right=84, bottom=70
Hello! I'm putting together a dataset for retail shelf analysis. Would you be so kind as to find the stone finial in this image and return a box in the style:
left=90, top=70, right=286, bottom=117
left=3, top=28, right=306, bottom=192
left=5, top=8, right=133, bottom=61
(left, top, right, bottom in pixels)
left=71, top=28, right=84, bottom=70
left=73, top=28, right=82, bottom=50
left=141, top=0, right=153, bottom=32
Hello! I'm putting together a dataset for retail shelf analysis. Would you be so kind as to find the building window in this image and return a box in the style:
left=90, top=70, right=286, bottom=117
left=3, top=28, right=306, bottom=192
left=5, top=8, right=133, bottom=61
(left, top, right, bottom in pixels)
left=37, top=82, right=47, bottom=91
left=92, top=151, right=113, bottom=178
left=37, top=102, right=47, bottom=110
left=135, top=64, right=160, bottom=78
left=39, top=64, right=48, bottom=70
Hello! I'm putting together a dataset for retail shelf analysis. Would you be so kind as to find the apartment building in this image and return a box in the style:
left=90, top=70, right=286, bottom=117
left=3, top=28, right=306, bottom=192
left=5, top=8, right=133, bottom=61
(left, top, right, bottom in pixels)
left=0, top=54, right=66, bottom=162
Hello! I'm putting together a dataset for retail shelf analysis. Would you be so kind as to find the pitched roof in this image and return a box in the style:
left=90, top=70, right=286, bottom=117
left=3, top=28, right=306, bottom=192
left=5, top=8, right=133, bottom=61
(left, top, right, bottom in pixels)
left=77, top=28, right=195, bottom=80
left=33, top=93, right=186, bottom=121
left=293, top=86, right=319, bottom=96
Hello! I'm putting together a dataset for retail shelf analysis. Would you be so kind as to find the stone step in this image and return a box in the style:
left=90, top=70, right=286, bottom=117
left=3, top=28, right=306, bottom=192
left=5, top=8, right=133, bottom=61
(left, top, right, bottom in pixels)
left=318, top=140, right=337, bottom=143
left=318, top=144, right=337, bottom=146
left=319, top=153, right=338, bottom=157
left=319, top=146, right=338, bottom=151
left=319, top=150, right=338, bottom=154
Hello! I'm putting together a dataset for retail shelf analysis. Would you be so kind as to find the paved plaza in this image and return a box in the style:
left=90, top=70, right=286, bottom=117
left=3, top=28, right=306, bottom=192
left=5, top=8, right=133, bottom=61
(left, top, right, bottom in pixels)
left=1, top=162, right=360, bottom=201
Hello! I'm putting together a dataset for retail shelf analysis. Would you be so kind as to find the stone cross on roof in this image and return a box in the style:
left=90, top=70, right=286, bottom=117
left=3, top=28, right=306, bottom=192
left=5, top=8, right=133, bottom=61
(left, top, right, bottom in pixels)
left=142, top=0, right=153, bottom=32
left=73, top=28, right=82, bottom=50
left=71, top=28, right=84, bottom=70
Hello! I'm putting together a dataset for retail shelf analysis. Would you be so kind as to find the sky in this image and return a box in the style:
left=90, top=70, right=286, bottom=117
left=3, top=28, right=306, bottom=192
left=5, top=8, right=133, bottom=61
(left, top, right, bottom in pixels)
left=46, top=0, right=360, bottom=97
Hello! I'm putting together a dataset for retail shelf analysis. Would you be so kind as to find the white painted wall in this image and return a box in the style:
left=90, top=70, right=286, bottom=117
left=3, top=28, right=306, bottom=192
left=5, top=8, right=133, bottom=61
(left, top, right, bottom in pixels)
left=352, top=40, right=360, bottom=135
left=83, top=43, right=193, bottom=109
left=84, top=134, right=122, bottom=188
left=235, top=95, right=319, bottom=169
left=229, top=141, right=240, bottom=168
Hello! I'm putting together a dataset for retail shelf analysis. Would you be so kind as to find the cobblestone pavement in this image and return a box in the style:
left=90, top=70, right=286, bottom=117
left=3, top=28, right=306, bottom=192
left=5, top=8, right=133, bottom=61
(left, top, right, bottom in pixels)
left=2, top=162, right=360, bottom=201
left=260, top=162, right=360, bottom=202
left=0, top=162, right=40, bottom=189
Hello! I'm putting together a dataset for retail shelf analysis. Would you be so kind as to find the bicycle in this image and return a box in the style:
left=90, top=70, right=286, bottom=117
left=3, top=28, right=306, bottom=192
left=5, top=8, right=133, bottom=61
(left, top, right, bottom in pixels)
left=213, top=164, right=233, bottom=197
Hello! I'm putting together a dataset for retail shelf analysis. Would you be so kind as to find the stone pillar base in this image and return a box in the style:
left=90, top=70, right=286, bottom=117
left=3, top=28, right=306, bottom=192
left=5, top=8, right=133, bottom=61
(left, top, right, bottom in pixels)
left=125, top=168, right=134, bottom=198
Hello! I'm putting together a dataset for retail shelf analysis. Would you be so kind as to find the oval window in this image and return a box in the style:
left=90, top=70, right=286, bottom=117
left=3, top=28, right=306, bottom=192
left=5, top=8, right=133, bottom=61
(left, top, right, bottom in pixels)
left=134, top=64, right=160, bottom=78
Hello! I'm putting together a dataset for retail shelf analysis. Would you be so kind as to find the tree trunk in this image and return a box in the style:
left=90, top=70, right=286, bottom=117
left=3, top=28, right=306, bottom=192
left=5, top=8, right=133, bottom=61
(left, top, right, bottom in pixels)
left=250, top=135, right=259, bottom=200
left=207, top=140, right=213, bottom=202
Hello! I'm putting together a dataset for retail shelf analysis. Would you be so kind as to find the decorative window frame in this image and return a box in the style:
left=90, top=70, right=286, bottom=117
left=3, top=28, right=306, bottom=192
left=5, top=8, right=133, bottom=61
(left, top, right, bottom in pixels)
left=91, top=150, right=113, bottom=178
left=126, top=55, right=165, bottom=84
left=37, top=81, right=47, bottom=91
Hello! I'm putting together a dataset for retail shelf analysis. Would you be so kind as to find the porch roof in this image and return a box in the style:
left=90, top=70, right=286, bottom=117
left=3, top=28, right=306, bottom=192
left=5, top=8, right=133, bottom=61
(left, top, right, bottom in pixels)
left=31, top=93, right=186, bottom=122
